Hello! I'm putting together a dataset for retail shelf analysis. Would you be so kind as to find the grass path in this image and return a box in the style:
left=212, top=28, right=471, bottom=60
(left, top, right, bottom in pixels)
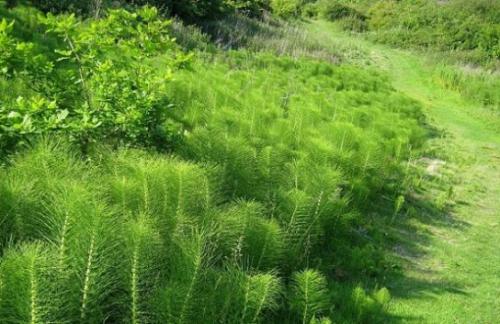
left=308, top=21, right=500, bottom=323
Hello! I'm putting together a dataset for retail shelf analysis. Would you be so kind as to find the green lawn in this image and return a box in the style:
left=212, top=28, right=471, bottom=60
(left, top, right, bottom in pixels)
left=308, top=21, right=500, bottom=323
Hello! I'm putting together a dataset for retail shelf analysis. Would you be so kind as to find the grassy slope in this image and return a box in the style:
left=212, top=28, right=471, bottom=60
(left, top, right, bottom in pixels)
left=308, top=21, right=500, bottom=323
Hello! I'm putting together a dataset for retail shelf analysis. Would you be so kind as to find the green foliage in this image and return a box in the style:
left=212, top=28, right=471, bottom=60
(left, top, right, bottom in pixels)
left=337, top=14, right=367, bottom=32
left=26, top=0, right=271, bottom=20
left=0, top=47, right=427, bottom=319
left=239, top=272, right=281, bottom=322
left=0, top=5, right=188, bottom=153
left=226, top=0, right=271, bottom=16
left=366, top=0, right=500, bottom=67
left=317, top=0, right=366, bottom=22
left=170, top=18, right=215, bottom=52
left=393, top=194, right=405, bottom=216
left=29, top=0, right=97, bottom=15
left=201, top=13, right=344, bottom=63
left=121, top=215, right=163, bottom=323
left=215, top=201, right=285, bottom=269
left=349, top=285, right=391, bottom=323
left=0, top=243, right=60, bottom=323
left=166, top=0, right=228, bottom=21
left=301, top=2, right=318, bottom=18
left=289, top=269, right=329, bottom=323
left=433, top=64, right=500, bottom=111
left=0, top=18, right=15, bottom=68
left=166, top=51, right=427, bottom=276
left=0, top=3, right=434, bottom=322
left=271, top=0, right=303, bottom=18
left=0, top=140, right=286, bottom=322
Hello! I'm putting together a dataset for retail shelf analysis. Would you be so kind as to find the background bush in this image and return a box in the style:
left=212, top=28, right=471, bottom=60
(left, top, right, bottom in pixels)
left=270, top=0, right=302, bottom=18
left=366, top=0, right=500, bottom=67
left=25, top=0, right=272, bottom=20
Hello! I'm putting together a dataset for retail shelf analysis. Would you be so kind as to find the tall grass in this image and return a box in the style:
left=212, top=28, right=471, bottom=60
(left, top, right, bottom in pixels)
left=365, top=0, right=500, bottom=68
left=203, top=13, right=341, bottom=63
left=170, top=12, right=370, bottom=65
left=432, top=63, right=500, bottom=131
left=434, top=64, right=500, bottom=111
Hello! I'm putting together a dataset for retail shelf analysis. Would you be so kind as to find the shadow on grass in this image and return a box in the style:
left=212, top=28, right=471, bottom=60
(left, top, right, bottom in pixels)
left=389, top=275, right=468, bottom=299
left=343, top=121, right=474, bottom=322
left=321, top=178, right=471, bottom=323
left=379, top=179, right=470, bottom=321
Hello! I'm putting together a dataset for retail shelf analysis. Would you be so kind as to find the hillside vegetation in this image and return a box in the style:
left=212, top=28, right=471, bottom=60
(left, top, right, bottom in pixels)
left=302, top=0, right=500, bottom=111
left=0, top=1, right=498, bottom=323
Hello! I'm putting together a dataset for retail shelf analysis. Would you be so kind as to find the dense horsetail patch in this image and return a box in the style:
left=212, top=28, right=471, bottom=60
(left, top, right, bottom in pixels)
left=0, top=52, right=427, bottom=322
left=0, top=3, right=433, bottom=323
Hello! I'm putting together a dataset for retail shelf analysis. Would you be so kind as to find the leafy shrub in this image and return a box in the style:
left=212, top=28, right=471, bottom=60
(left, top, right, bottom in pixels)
left=226, top=0, right=271, bottom=17
left=270, top=0, right=302, bottom=18
left=338, top=15, right=367, bottom=32
left=366, top=0, right=397, bottom=31
left=318, top=0, right=365, bottom=21
left=165, top=0, right=228, bottom=21
left=26, top=0, right=272, bottom=20
left=301, top=1, right=319, bottom=18
left=0, top=18, right=15, bottom=68
left=29, top=0, right=95, bottom=15
left=316, top=0, right=367, bottom=31
left=28, top=0, right=228, bottom=20
left=164, top=0, right=272, bottom=21
left=448, top=0, right=500, bottom=23
left=0, top=6, right=188, bottom=153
